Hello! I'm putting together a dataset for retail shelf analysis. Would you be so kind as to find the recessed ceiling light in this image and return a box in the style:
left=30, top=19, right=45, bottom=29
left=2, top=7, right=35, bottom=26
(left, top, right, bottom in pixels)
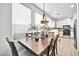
left=70, top=4, right=75, bottom=8
left=53, top=10, right=60, bottom=15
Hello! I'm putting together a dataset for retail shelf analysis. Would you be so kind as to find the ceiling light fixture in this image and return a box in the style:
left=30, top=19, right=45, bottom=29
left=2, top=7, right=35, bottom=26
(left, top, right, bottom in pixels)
left=41, top=3, right=49, bottom=25
left=70, top=4, right=75, bottom=8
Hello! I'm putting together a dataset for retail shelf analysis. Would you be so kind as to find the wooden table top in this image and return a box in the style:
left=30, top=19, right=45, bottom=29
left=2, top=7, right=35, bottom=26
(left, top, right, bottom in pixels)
left=18, top=37, right=52, bottom=56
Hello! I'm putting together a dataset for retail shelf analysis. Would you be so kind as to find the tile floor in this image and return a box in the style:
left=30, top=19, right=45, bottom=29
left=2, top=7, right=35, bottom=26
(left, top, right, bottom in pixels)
left=57, top=37, right=79, bottom=56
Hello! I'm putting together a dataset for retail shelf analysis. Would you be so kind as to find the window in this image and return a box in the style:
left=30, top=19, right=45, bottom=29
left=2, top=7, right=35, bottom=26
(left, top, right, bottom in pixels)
left=47, top=17, right=55, bottom=28
left=12, top=3, right=31, bottom=33
left=51, top=21, right=55, bottom=28
left=35, top=12, right=42, bottom=25
left=12, top=3, right=31, bottom=25
left=47, top=17, right=52, bottom=27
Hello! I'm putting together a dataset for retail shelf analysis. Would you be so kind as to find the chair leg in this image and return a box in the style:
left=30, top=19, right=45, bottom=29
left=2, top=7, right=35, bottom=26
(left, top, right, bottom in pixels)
left=54, top=50, right=55, bottom=56
left=52, top=50, right=55, bottom=56
left=12, top=50, right=15, bottom=56
left=52, top=48, right=55, bottom=56
left=47, top=46, right=50, bottom=56
left=56, top=43, right=58, bottom=55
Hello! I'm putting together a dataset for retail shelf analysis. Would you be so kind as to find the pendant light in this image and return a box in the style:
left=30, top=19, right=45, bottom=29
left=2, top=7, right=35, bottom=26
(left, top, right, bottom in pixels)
left=41, top=3, right=49, bottom=24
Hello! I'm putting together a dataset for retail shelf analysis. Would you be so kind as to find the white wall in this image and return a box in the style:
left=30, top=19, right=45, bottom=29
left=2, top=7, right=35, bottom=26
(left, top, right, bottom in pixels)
left=56, top=18, right=71, bottom=28
left=0, top=3, right=12, bottom=55
left=56, top=13, right=76, bottom=28
left=77, top=4, right=79, bottom=49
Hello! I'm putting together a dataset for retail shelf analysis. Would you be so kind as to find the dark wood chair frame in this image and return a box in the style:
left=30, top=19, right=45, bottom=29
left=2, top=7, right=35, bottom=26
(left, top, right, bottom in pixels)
left=47, top=35, right=59, bottom=56
left=6, top=37, right=19, bottom=56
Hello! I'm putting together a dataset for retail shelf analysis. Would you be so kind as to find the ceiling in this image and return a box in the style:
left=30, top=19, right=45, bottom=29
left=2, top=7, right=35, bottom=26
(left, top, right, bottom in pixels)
left=34, top=3, right=77, bottom=20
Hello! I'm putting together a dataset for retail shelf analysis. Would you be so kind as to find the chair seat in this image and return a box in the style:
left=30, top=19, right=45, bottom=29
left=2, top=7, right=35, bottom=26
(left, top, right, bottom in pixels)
left=14, top=41, right=33, bottom=56
left=19, top=49, right=33, bottom=56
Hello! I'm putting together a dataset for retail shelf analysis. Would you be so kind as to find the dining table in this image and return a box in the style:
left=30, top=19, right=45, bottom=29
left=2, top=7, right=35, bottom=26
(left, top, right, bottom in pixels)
left=18, top=36, right=54, bottom=56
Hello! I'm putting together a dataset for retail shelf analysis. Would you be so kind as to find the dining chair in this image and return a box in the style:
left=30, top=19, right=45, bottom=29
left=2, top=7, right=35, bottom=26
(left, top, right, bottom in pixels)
left=52, top=34, right=59, bottom=56
left=25, top=33, right=33, bottom=39
left=6, top=37, right=19, bottom=56
left=47, top=37, right=54, bottom=56
left=48, top=34, right=59, bottom=56
left=6, top=37, right=33, bottom=56
left=25, top=33, right=28, bottom=39
left=48, top=32, right=54, bottom=37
